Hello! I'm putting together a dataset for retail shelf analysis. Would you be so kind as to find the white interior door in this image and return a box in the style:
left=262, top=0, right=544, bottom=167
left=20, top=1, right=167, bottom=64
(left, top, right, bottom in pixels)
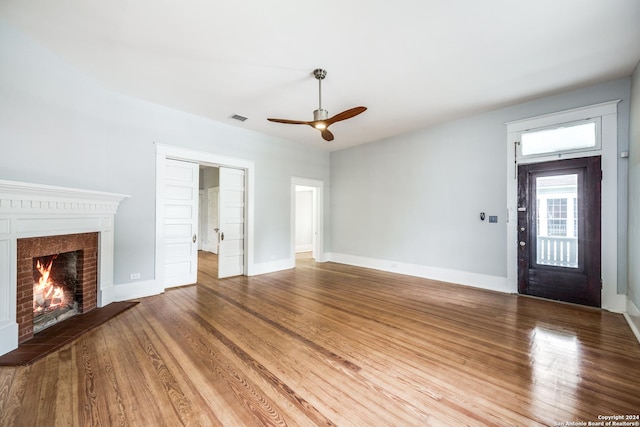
left=218, top=167, right=245, bottom=278
left=163, top=159, right=199, bottom=287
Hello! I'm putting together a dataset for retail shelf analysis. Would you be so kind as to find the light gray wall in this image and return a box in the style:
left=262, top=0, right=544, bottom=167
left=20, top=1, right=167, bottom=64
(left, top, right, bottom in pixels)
left=330, top=79, right=631, bottom=283
left=629, top=62, right=640, bottom=309
left=0, top=20, right=331, bottom=285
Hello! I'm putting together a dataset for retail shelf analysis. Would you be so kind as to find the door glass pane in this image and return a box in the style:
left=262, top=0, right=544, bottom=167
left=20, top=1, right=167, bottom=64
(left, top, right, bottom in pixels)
left=521, top=121, right=596, bottom=156
left=536, top=174, right=578, bottom=268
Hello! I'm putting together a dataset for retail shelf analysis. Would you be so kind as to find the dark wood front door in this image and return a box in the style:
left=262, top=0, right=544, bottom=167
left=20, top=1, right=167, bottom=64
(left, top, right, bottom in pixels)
left=517, top=156, right=601, bottom=307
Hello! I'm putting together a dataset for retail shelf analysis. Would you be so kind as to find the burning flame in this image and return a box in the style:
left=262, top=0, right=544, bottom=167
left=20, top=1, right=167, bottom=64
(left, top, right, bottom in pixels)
left=33, top=255, right=67, bottom=313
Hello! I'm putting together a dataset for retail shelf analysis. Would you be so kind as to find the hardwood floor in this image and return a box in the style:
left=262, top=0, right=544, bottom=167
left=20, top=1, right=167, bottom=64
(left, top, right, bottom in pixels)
left=0, top=302, right=138, bottom=366
left=1, top=251, right=639, bottom=426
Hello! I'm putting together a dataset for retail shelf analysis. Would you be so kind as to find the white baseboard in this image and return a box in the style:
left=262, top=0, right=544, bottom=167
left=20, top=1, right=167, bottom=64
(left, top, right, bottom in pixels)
left=296, top=244, right=313, bottom=253
left=0, top=321, right=18, bottom=356
left=112, top=280, right=164, bottom=302
left=624, top=297, right=640, bottom=344
left=249, top=257, right=295, bottom=276
left=99, top=284, right=115, bottom=307
left=315, top=252, right=329, bottom=263
left=326, top=253, right=513, bottom=294
left=602, top=293, right=628, bottom=313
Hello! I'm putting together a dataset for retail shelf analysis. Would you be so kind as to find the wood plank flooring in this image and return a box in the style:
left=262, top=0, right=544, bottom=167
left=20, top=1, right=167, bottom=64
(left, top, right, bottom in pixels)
left=1, top=251, right=639, bottom=426
left=0, top=302, right=138, bottom=366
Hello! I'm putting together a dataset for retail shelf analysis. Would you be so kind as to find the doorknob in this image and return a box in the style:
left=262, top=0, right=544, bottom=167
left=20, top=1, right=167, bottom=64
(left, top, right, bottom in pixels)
left=214, top=228, right=219, bottom=233
left=220, top=232, right=224, bottom=241
left=519, top=241, right=526, bottom=247
left=193, top=234, right=197, bottom=243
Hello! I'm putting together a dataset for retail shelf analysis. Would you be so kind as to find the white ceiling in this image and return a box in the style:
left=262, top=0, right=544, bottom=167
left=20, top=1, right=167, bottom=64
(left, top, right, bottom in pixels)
left=2, top=0, right=640, bottom=151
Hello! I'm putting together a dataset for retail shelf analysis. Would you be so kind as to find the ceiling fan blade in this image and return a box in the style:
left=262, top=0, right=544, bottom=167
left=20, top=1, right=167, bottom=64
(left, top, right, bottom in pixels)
left=267, top=118, right=310, bottom=125
left=320, top=128, right=334, bottom=141
left=326, top=106, right=367, bottom=125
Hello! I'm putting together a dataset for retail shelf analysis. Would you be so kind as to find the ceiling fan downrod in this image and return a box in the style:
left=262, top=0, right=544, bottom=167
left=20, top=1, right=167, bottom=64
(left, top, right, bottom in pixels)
left=313, top=68, right=328, bottom=122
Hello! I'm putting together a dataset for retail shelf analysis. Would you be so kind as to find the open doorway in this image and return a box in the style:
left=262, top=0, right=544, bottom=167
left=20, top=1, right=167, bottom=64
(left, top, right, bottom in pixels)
left=295, top=185, right=316, bottom=260
left=198, top=166, right=220, bottom=276
left=199, top=166, right=220, bottom=255
left=291, top=177, right=324, bottom=265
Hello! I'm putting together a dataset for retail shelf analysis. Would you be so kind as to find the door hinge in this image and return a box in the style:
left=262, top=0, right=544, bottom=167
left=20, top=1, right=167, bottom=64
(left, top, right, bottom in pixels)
left=601, top=170, right=603, bottom=181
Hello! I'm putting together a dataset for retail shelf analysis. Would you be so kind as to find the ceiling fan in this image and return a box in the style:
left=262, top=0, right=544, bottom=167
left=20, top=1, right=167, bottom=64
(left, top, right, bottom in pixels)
left=267, top=68, right=367, bottom=142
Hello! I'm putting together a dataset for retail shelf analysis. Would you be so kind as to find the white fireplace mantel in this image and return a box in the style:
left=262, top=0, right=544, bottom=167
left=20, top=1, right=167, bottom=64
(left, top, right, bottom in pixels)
left=0, top=180, right=129, bottom=356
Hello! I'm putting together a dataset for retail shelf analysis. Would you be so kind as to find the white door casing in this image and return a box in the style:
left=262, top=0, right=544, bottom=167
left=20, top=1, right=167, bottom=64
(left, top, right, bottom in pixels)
left=162, top=159, right=199, bottom=287
left=218, top=167, right=245, bottom=278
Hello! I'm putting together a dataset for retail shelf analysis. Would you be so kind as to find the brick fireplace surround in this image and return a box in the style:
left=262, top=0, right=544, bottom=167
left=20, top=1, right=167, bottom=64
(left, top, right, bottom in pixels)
left=17, top=232, right=99, bottom=343
left=0, top=180, right=128, bottom=357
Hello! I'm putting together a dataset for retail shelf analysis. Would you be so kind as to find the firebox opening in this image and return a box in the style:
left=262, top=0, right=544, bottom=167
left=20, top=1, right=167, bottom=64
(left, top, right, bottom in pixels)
left=32, top=250, right=82, bottom=334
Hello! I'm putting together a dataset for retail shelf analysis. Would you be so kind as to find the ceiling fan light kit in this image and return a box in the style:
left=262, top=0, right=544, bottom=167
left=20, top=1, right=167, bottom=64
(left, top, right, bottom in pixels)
left=267, top=68, right=367, bottom=141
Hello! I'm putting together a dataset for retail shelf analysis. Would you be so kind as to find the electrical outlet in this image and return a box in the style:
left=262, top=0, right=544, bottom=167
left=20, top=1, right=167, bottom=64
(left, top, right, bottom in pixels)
left=130, top=273, right=141, bottom=280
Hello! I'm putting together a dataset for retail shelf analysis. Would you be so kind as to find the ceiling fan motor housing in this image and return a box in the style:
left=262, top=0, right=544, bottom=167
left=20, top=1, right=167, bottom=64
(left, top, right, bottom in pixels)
left=313, top=108, right=328, bottom=121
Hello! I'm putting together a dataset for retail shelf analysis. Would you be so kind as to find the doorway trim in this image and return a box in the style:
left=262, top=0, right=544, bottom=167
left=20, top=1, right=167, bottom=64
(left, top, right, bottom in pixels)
left=291, top=177, right=325, bottom=263
left=506, top=100, right=625, bottom=312
left=155, top=143, right=255, bottom=288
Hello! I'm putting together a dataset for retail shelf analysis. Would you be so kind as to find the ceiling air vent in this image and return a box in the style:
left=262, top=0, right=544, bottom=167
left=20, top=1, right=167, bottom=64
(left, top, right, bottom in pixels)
left=229, top=114, right=248, bottom=122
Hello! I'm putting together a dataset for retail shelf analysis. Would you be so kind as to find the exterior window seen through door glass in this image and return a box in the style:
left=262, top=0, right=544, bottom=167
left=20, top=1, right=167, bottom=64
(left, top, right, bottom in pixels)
left=546, top=198, right=567, bottom=236
left=536, top=174, right=578, bottom=268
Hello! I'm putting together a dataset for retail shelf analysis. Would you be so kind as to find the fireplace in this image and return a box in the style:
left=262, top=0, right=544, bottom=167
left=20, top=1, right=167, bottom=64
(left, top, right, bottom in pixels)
left=0, top=180, right=128, bottom=357
left=33, top=251, right=81, bottom=333
left=17, top=233, right=99, bottom=342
